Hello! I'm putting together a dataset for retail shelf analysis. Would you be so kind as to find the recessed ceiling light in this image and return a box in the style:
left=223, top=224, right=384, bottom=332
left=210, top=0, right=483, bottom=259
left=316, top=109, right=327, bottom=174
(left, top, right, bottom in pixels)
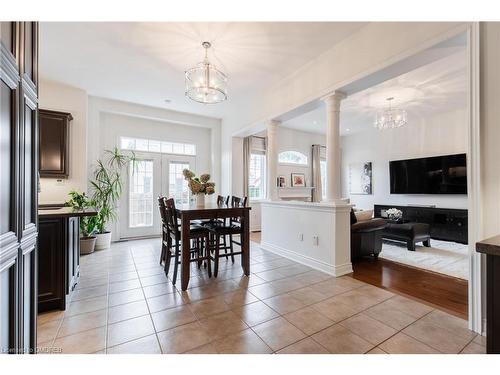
left=346, top=128, right=350, bottom=132
left=313, top=121, right=317, bottom=125
left=164, top=99, right=172, bottom=104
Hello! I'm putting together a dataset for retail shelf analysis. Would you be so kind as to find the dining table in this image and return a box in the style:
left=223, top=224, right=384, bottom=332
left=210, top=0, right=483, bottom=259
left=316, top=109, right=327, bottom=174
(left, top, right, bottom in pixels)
left=175, top=202, right=251, bottom=290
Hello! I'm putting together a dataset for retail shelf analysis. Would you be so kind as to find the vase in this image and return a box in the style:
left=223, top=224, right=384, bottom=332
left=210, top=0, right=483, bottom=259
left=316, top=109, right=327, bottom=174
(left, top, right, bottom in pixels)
left=80, top=236, right=97, bottom=255
left=95, top=231, right=112, bottom=250
left=196, top=194, right=206, bottom=207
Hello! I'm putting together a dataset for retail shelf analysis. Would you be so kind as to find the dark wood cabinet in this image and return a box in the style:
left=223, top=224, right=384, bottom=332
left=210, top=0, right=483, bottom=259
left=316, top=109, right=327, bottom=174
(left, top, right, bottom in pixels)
left=374, top=204, right=468, bottom=244
left=38, top=215, right=80, bottom=313
left=39, top=109, right=72, bottom=178
left=0, top=21, right=39, bottom=354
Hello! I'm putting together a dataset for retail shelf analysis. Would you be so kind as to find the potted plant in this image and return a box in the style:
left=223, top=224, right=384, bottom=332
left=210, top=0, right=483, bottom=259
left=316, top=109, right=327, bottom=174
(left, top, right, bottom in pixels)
left=90, top=147, right=136, bottom=250
left=65, top=191, right=98, bottom=254
left=182, top=169, right=215, bottom=206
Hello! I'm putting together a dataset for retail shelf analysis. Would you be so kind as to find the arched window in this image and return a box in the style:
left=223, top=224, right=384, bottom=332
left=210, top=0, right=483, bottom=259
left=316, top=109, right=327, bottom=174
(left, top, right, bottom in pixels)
left=278, top=151, right=308, bottom=165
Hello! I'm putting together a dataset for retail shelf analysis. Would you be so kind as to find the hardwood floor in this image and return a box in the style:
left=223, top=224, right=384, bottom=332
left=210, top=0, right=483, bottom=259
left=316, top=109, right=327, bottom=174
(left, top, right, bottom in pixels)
left=351, top=258, right=468, bottom=320
left=250, top=231, right=468, bottom=320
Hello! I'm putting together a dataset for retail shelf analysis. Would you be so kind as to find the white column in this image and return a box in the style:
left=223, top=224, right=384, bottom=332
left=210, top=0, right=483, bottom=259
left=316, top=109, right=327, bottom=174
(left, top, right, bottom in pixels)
left=322, top=91, right=346, bottom=202
left=266, top=120, right=279, bottom=201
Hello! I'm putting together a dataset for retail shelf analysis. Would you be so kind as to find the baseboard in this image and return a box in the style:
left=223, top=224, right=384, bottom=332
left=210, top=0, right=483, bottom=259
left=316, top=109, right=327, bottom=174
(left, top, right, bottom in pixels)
left=260, top=241, right=353, bottom=277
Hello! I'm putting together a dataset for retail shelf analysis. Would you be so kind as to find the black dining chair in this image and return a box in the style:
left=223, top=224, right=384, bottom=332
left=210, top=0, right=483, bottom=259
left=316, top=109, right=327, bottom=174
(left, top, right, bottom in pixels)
left=205, top=195, right=248, bottom=277
left=159, top=197, right=212, bottom=283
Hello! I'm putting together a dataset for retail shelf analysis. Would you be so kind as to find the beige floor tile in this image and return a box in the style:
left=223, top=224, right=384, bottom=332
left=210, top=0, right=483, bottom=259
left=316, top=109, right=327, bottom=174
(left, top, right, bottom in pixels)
left=157, top=321, right=212, bottom=354
left=151, top=305, right=197, bottom=332
left=213, top=328, right=272, bottom=354
left=107, top=315, right=155, bottom=347
left=142, top=282, right=176, bottom=298
left=185, top=342, right=219, bottom=354
left=38, top=310, right=65, bottom=325
left=232, top=274, right=267, bottom=288
left=222, top=290, right=259, bottom=308
left=146, top=292, right=185, bottom=313
left=473, top=334, right=486, bottom=346
left=329, top=289, right=383, bottom=312
left=311, top=324, right=374, bottom=354
left=58, top=309, right=107, bottom=338
left=383, top=295, right=433, bottom=319
left=254, top=269, right=287, bottom=282
left=141, top=274, right=169, bottom=287
left=379, top=332, right=439, bottom=354
left=367, top=347, right=387, bottom=354
left=403, top=320, right=471, bottom=353
left=65, top=295, right=107, bottom=317
left=108, top=271, right=138, bottom=283
left=71, top=285, right=108, bottom=302
left=187, top=295, right=231, bottom=319
left=420, top=310, right=476, bottom=341
left=277, top=338, right=329, bottom=354
left=364, top=301, right=418, bottom=330
left=263, top=294, right=306, bottom=315
left=198, top=310, right=248, bottom=340
left=340, top=313, right=398, bottom=345
left=107, top=334, right=162, bottom=354
left=107, top=300, right=149, bottom=324
left=248, top=283, right=283, bottom=300
left=311, top=297, right=359, bottom=322
left=108, top=279, right=142, bottom=293
left=232, top=300, right=280, bottom=327
left=252, top=317, right=307, bottom=351
left=287, top=286, right=330, bottom=305
left=108, top=288, right=145, bottom=307
left=284, top=306, right=334, bottom=335
left=309, top=279, right=357, bottom=298
left=37, top=319, right=62, bottom=344
left=53, top=327, right=106, bottom=354
left=460, top=341, right=486, bottom=354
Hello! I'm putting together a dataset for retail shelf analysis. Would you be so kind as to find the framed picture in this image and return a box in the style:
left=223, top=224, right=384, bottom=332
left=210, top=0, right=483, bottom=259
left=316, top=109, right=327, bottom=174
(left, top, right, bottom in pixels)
left=349, top=162, right=372, bottom=194
left=277, top=175, right=286, bottom=188
left=291, top=173, right=306, bottom=187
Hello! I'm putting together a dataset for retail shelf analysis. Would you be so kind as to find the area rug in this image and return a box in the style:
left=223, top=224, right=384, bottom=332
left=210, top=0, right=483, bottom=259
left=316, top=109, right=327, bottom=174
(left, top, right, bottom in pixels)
left=378, top=239, right=468, bottom=280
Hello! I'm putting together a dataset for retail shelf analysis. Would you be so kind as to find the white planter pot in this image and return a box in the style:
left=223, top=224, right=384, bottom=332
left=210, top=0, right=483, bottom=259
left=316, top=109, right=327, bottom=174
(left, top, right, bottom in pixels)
left=80, top=236, right=96, bottom=255
left=196, top=194, right=206, bottom=207
left=94, top=232, right=112, bottom=250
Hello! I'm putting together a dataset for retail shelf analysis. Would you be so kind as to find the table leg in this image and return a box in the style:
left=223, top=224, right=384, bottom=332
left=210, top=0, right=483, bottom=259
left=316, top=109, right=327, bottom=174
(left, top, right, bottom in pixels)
left=181, top=215, right=191, bottom=290
left=242, top=210, right=250, bottom=276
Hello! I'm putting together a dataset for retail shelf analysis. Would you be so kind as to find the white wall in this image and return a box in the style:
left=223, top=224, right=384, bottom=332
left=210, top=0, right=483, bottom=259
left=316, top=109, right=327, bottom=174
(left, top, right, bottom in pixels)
left=277, top=127, right=325, bottom=188
left=341, top=109, right=468, bottom=210
left=38, top=80, right=88, bottom=204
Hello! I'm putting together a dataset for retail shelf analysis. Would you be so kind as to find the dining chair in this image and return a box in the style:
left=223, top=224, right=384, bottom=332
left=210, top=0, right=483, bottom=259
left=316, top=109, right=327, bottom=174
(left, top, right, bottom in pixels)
left=160, top=197, right=212, bottom=283
left=206, top=195, right=248, bottom=277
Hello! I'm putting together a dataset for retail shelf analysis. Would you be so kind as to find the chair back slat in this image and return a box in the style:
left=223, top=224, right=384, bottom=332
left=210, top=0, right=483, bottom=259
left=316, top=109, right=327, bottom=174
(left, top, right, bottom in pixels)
left=217, top=195, right=225, bottom=206
left=158, top=196, right=168, bottom=225
left=164, top=198, right=180, bottom=236
left=231, top=196, right=241, bottom=207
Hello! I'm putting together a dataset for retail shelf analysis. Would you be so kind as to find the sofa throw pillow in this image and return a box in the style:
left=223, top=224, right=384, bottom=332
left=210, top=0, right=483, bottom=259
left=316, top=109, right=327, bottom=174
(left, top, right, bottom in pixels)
left=355, top=209, right=373, bottom=222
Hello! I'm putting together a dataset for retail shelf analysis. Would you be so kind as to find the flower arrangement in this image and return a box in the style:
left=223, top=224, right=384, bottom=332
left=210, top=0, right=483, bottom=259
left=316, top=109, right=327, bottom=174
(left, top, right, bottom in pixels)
left=386, top=208, right=403, bottom=221
left=183, top=169, right=215, bottom=195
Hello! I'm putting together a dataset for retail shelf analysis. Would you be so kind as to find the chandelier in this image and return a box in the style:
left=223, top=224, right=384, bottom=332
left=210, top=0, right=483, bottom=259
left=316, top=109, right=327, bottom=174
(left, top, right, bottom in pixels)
left=374, top=97, right=407, bottom=129
left=185, top=42, right=228, bottom=104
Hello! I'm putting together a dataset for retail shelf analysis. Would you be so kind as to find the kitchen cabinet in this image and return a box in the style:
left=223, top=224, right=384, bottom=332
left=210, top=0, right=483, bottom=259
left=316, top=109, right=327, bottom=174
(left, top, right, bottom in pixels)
left=39, top=109, right=72, bottom=178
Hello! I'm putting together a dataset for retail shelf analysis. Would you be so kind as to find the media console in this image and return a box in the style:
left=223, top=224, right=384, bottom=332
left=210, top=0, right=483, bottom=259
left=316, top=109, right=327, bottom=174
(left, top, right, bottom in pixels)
left=374, top=204, right=468, bottom=244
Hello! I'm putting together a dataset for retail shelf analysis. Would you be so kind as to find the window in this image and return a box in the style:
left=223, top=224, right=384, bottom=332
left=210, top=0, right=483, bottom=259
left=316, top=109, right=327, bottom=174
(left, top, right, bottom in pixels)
left=278, top=150, right=308, bottom=165
left=320, top=159, right=327, bottom=200
left=169, top=162, right=190, bottom=205
left=120, top=137, right=196, bottom=156
left=249, top=153, right=266, bottom=200
left=129, top=160, right=153, bottom=228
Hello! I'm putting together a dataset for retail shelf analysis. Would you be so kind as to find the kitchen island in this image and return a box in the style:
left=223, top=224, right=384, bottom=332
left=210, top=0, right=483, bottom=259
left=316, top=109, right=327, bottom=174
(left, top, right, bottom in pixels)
left=38, top=206, right=97, bottom=312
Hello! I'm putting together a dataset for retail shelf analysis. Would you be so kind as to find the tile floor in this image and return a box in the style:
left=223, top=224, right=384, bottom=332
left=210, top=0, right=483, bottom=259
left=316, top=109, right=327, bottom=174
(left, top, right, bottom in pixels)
left=37, top=238, right=486, bottom=354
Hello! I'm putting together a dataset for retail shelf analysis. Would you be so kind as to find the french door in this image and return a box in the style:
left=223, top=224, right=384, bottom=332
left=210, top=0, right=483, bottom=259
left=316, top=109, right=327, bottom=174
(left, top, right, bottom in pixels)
left=119, top=152, right=195, bottom=239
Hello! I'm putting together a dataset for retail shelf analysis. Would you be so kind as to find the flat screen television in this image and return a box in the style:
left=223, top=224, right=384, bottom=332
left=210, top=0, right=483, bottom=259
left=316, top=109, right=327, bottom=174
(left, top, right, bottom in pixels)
left=389, top=153, right=467, bottom=194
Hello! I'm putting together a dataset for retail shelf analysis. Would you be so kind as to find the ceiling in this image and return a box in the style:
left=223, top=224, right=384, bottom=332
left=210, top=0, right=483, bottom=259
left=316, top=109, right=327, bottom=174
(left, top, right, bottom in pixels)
left=281, top=46, right=468, bottom=136
left=39, top=22, right=367, bottom=118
